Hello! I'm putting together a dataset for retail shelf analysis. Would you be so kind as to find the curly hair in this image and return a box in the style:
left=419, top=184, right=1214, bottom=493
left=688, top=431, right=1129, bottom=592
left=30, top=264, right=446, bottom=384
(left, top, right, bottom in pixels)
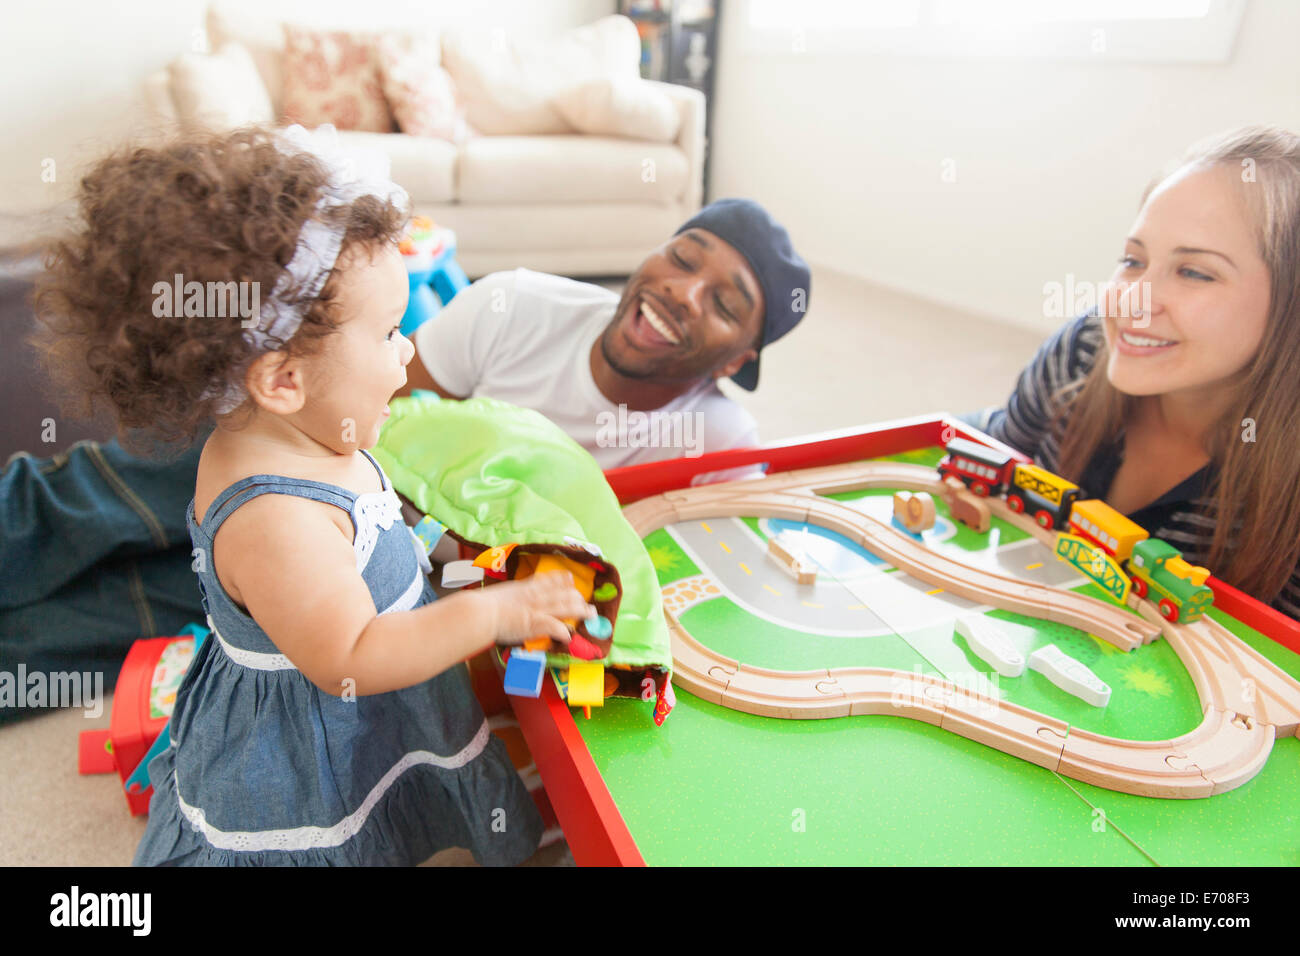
left=29, top=125, right=409, bottom=454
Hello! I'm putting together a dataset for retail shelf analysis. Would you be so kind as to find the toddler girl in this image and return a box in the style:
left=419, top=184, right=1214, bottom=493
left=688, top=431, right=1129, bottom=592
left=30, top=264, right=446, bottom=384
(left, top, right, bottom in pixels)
left=978, top=125, right=1300, bottom=617
left=33, top=124, right=592, bottom=865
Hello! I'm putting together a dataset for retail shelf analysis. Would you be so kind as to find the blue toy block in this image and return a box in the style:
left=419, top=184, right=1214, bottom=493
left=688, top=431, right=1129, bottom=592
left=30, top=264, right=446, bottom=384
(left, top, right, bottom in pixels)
left=503, top=649, right=548, bottom=698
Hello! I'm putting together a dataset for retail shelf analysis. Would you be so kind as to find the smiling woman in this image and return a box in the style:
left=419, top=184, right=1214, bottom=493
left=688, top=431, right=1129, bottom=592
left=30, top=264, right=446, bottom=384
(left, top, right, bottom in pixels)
left=982, top=126, right=1300, bottom=616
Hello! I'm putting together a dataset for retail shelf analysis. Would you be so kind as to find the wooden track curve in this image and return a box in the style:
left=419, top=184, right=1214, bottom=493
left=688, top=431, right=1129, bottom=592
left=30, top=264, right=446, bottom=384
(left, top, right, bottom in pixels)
left=628, top=462, right=1300, bottom=798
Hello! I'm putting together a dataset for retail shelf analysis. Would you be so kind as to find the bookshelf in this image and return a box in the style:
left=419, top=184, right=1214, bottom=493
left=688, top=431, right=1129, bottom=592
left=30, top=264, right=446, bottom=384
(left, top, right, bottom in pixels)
left=619, top=0, right=720, bottom=201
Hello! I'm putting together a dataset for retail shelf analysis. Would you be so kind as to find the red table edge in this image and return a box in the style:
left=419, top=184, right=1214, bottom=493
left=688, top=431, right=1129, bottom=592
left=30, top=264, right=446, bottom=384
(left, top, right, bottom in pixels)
left=505, top=673, right=647, bottom=867
left=509, top=413, right=1300, bottom=865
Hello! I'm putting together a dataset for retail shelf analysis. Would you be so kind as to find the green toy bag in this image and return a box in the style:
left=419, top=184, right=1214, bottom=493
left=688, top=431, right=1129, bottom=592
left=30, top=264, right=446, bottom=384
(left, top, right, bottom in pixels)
left=371, top=393, right=672, bottom=698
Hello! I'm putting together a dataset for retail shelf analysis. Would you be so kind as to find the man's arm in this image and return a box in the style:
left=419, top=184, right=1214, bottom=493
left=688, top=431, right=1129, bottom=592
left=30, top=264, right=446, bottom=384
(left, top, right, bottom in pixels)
left=394, top=272, right=518, bottom=402
left=398, top=350, right=464, bottom=400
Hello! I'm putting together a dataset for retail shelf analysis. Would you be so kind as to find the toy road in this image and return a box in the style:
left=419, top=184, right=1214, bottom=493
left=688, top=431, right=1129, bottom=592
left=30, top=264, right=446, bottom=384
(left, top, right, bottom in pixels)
left=625, top=461, right=1300, bottom=799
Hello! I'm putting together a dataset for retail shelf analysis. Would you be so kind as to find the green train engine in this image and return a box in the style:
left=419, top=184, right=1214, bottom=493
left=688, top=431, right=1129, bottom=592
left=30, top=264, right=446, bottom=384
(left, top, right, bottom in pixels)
left=1128, top=537, right=1214, bottom=624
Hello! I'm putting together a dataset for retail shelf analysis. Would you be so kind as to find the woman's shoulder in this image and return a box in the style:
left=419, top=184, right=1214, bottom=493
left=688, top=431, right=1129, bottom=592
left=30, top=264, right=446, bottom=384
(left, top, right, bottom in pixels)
left=1034, top=311, right=1106, bottom=380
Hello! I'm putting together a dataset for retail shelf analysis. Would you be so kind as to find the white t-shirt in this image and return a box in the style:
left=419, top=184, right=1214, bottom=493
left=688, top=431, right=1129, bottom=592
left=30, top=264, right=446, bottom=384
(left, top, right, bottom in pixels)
left=414, top=268, right=760, bottom=470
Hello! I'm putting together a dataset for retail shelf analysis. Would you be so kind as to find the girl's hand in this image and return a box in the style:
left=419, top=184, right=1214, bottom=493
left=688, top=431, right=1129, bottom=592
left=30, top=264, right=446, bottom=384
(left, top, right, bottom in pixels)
left=478, top=571, right=596, bottom=646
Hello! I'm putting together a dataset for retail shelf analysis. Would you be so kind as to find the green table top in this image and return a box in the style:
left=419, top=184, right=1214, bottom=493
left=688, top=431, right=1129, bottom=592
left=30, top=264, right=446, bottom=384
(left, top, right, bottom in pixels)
left=576, top=447, right=1300, bottom=865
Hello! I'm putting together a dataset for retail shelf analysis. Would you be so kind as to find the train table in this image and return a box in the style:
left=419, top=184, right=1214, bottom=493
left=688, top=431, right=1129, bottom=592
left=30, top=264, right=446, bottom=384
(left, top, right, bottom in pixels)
left=507, top=416, right=1300, bottom=866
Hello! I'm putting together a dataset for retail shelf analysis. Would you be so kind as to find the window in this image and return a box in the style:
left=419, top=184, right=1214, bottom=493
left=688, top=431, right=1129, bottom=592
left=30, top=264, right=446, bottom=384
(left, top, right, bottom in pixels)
left=744, top=0, right=1245, bottom=63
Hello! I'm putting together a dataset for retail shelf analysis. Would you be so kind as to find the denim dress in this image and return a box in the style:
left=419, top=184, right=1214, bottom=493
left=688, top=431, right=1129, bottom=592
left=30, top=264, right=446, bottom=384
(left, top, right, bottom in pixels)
left=133, top=450, right=542, bottom=866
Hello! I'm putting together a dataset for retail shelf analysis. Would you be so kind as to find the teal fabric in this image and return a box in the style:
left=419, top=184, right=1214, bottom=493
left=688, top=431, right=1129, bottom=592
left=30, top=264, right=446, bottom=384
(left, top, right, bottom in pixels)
left=371, top=394, right=671, bottom=672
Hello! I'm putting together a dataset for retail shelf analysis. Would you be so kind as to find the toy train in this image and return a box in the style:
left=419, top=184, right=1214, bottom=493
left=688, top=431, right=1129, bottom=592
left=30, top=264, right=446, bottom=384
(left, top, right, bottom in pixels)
left=938, top=438, right=1213, bottom=623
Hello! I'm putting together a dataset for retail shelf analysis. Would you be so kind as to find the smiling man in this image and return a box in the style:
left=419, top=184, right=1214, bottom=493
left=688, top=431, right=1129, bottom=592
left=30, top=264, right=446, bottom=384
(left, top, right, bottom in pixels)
left=402, top=198, right=811, bottom=468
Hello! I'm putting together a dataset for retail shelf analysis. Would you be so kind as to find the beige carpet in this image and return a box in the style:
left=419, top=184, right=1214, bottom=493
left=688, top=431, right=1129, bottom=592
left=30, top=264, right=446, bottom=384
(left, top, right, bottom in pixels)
left=0, top=263, right=1045, bottom=866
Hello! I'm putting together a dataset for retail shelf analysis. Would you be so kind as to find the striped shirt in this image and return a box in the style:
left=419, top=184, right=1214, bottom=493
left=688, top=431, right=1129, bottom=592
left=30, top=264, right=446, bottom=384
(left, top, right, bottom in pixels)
left=971, top=312, right=1300, bottom=619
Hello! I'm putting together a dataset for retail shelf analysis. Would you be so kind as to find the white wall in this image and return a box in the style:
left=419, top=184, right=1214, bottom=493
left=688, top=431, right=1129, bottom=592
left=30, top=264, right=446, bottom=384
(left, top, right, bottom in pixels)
left=709, top=0, right=1300, bottom=332
left=0, top=0, right=615, bottom=230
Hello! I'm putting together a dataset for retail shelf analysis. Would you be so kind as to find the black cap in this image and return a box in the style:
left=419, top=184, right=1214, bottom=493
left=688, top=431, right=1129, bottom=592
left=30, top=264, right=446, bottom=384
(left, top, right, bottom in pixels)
left=674, top=198, right=810, bottom=391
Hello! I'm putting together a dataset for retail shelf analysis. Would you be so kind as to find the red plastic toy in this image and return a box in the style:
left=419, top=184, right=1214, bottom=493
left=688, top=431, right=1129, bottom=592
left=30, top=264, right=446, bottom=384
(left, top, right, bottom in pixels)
left=78, top=624, right=206, bottom=815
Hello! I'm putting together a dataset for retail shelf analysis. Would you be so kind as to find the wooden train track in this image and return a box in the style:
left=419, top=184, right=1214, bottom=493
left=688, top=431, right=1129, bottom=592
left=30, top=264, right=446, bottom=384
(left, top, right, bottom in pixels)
left=626, top=462, right=1300, bottom=799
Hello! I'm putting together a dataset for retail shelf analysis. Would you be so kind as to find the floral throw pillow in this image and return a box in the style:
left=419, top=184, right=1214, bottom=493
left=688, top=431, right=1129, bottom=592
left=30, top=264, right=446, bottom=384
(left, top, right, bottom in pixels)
left=280, top=26, right=394, bottom=133
left=376, top=33, right=472, bottom=143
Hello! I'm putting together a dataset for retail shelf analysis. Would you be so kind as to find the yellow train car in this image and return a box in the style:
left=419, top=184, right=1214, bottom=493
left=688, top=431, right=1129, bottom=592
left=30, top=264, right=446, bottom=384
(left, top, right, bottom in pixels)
left=1067, top=499, right=1149, bottom=563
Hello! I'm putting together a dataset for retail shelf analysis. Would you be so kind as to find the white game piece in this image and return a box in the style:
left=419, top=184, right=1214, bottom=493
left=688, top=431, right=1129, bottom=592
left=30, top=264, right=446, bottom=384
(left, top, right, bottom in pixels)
left=767, top=531, right=817, bottom=585
left=954, top=614, right=1026, bottom=678
left=1028, top=644, right=1112, bottom=707
left=441, top=560, right=485, bottom=589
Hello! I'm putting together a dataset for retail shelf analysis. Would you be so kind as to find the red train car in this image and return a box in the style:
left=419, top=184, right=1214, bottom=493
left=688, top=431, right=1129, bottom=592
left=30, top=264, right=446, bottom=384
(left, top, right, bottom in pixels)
left=937, top=437, right=1016, bottom=497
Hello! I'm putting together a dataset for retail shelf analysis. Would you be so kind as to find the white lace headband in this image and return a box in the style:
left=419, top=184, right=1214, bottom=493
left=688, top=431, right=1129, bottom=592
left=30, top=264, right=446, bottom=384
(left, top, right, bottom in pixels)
left=203, top=123, right=410, bottom=414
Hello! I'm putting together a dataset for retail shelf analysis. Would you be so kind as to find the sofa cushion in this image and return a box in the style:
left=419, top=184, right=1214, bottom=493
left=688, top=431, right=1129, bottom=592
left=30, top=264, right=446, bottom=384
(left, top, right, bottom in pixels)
left=552, top=77, right=680, bottom=143
left=334, top=130, right=457, bottom=204
left=441, top=15, right=641, bottom=136
left=281, top=26, right=397, bottom=133
left=206, top=1, right=443, bottom=122
left=207, top=2, right=291, bottom=119
left=168, top=42, right=274, bottom=132
left=458, top=136, right=687, bottom=205
left=377, top=33, right=472, bottom=144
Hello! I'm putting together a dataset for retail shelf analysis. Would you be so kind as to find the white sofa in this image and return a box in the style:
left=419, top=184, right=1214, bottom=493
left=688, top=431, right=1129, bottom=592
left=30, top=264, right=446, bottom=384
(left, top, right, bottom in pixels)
left=142, top=6, right=706, bottom=278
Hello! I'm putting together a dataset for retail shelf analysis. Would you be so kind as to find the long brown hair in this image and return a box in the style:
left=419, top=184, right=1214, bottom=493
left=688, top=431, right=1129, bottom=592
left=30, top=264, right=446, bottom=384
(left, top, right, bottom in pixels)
left=1055, top=126, right=1300, bottom=605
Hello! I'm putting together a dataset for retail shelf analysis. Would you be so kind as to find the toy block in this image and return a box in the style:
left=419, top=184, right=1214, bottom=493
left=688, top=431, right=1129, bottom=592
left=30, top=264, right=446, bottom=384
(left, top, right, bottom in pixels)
left=567, top=661, right=606, bottom=708
left=531, top=553, right=595, bottom=598
left=1029, top=644, right=1111, bottom=706
left=948, top=487, right=991, bottom=534
left=892, top=491, right=936, bottom=534
left=766, top=531, right=818, bottom=585
left=514, top=552, right=598, bottom=648
left=954, top=614, right=1026, bottom=678
left=503, top=650, right=547, bottom=698
left=441, top=560, right=484, bottom=589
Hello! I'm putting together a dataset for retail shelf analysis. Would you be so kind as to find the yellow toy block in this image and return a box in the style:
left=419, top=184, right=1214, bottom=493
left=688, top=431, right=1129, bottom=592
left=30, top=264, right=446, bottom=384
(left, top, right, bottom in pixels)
left=567, top=661, right=605, bottom=709
left=520, top=553, right=596, bottom=629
